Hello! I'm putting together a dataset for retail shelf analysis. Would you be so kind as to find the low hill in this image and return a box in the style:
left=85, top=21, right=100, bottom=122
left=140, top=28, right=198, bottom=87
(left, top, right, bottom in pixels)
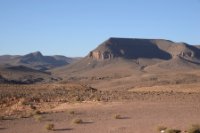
left=0, top=52, right=80, bottom=84
left=0, top=64, right=59, bottom=84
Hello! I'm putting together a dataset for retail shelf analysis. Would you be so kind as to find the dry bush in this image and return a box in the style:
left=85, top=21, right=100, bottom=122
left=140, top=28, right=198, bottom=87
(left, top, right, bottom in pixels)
left=188, top=124, right=200, bottom=133
left=30, top=105, right=36, bottom=110
left=34, top=115, right=43, bottom=122
left=113, top=114, right=121, bottom=119
left=34, top=110, right=41, bottom=115
left=69, top=110, right=75, bottom=115
left=166, top=129, right=181, bottom=133
left=0, top=116, right=5, bottom=120
left=45, top=123, right=54, bottom=131
left=72, top=118, right=83, bottom=124
left=157, top=126, right=167, bottom=132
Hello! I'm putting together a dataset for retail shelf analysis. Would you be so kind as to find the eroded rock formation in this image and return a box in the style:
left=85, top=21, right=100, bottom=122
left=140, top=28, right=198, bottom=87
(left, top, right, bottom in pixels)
left=89, top=51, right=113, bottom=60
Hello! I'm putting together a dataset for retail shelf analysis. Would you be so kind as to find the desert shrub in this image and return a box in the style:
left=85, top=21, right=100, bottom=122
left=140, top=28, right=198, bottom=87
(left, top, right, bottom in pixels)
left=30, top=105, right=36, bottom=110
left=72, top=118, right=83, bottom=124
left=26, top=112, right=34, bottom=118
left=75, top=96, right=84, bottom=102
left=45, top=123, right=54, bottom=131
left=157, top=126, right=167, bottom=132
left=34, top=110, right=41, bottom=115
left=69, top=110, right=75, bottom=115
left=0, top=116, right=10, bottom=120
left=96, top=97, right=101, bottom=101
left=188, top=124, right=200, bottom=133
left=34, top=115, right=43, bottom=122
left=166, top=129, right=181, bottom=133
left=0, top=116, right=5, bottom=120
left=113, top=114, right=121, bottom=119
left=18, top=98, right=27, bottom=105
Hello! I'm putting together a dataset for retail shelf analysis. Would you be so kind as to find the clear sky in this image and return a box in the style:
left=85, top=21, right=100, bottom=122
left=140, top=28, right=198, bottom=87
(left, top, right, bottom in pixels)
left=0, top=0, right=200, bottom=57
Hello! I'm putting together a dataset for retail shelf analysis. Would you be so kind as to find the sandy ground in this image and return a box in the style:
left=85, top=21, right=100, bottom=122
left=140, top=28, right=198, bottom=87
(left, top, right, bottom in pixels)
left=1, top=97, right=200, bottom=133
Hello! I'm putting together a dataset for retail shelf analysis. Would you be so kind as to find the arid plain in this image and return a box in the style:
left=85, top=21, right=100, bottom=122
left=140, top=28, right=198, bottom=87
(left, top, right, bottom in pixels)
left=1, top=38, right=200, bottom=133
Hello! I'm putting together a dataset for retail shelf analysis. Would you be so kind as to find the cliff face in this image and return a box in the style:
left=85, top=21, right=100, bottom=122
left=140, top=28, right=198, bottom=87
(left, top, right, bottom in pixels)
left=89, top=51, right=113, bottom=60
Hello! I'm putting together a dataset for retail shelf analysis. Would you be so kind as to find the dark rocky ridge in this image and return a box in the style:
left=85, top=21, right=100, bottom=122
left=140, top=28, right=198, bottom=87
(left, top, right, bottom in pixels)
left=0, top=65, right=53, bottom=84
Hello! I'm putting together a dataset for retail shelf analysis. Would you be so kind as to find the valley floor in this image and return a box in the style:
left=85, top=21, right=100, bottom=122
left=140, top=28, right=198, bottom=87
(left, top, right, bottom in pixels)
left=1, top=88, right=200, bottom=133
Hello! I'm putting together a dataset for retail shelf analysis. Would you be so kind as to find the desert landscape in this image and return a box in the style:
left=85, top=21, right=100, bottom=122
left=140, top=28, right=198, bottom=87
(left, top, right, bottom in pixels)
left=1, top=38, right=200, bottom=133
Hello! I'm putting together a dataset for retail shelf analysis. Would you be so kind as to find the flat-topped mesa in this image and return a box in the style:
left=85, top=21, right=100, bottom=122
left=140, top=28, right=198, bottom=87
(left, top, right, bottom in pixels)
left=88, top=37, right=200, bottom=61
left=52, top=38, right=200, bottom=80
left=88, top=37, right=173, bottom=60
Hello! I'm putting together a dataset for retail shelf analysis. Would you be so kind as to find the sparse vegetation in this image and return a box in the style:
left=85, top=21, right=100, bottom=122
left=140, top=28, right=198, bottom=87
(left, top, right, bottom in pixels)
left=69, top=110, right=75, bottom=115
left=0, top=84, right=200, bottom=133
left=113, top=114, right=121, bottom=119
left=30, top=104, right=36, bottom=110
left=157, top=126, right=167, bottom=132
left=45, top=123, right=54, bottom=131
left=34, top=115, right=43, bottom=122
left=188, top=124, right=200, bottom=133
left=72, top=118, right=83, bottom=124
left=166, top=128, right=181, bottom=133
left=0, top=116, right=5, bottom=120
left=34, top=110, right=41, bottom=115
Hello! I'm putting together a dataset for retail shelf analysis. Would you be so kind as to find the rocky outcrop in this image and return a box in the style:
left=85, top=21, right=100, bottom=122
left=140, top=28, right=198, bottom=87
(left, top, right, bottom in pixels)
left=89, top=51, right=113, bottom=60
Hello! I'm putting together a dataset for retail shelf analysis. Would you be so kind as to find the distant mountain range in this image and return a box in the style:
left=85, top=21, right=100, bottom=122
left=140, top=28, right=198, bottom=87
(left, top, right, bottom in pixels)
left=1, top=38, right=200, bottom=86
left=0, top=51, right=80, bottom=84
left=0, top=51, right=80, bottom=71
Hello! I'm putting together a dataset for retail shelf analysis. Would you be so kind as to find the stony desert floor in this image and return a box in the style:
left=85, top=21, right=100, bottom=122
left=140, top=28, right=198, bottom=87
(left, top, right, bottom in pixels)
left=0, top=83, right=200, bottom=133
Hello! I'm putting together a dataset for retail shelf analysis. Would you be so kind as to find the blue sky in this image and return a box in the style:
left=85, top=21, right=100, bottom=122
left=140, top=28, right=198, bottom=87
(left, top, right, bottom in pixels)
left=0, top=0, right=200, bottom=57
